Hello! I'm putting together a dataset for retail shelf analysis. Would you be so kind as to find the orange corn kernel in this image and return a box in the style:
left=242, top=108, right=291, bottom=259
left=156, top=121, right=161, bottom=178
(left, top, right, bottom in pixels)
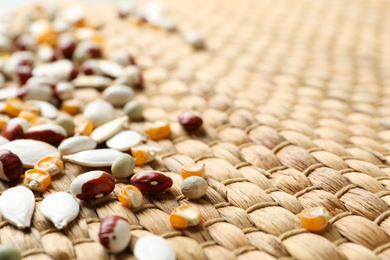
left=35, top=155, right=64, bottom=176
left=75, top=119, right=93, bottom=136
left=61, top=99, right=81, bottom=115
left=18, top=110, right=40, bottom=121
left=118, top=185, right=143, bottom=208
left=38, top=26, right=58, bottom=47
left=180, top=163, right=205, bottom=180
left=23, top=169, right=51, bottom=191
left=29, top=117, right=52, bottom=127
left=300, top=207, right=330, bottom=231
left=144, top=121, right=171, bottom=140
left=170, top=205, right=201, bottom=228
left=0, top=114, right=10, bottom=130
left=131, top=145, right=161, bottom=166
left=4, top=98, right=23, bottom=117
left=91, top=35, right=104, bottom=45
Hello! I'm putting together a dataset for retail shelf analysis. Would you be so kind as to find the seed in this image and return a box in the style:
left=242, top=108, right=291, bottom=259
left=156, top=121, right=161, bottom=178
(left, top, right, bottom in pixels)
left=72, top=75, right=111, bottom=89
left=25, top=100, right=58, bottom=119
left=130, top=171, right=172, bottom=193
left=61, top=99, right=81, bottom=115
left=18, top=110, right=39, bottom=122
left=0, top=114, right=10, bottom=131
left=134, top=235, right=176, bottom=260
left=0, top=245, right=21, bottom=260
left=111, top=153, right=135, bottom=179
left=106, top=130, right=141, bottom=151
left=110, top=50, right=136, bottom=66
left=35, top=155, right=64, bottom=176
left=37, top=45, right=57, bottom=62
left=58, top=35, right=77, bottom=59
left=17, top=85, right=53, bottom=102
left=300, top=207, right=331, bottom=231
left=24, top=124, right=66, bottom=146
left=144, top=121, right=171, bottom=140
left=41, top=192, right=80, bottom=229
left=58, top=136, right=97, bottom=156
left=0, top=139, right=60, bottom=168
left=131, top=144, right=160, bottom=165
left=170, top=204, right=201, bottom=228
left=74, top=119, right=94, bottom=136
left=16, top=34, right=37, bottom=51
left=97, top=60, right=123, bottom=78
left=1, top=117, right=28, bottom=141
left=178, top=111, right=203, bottom=131
left=15, top=65, right=32, bottom=85
left=54, top=81, right=75, bottom=101
left=70, top=170, right=115, bottom=201
left=0, top=186, right=35, bottom=229
left=83, top=100, right=115, bottom=127
left=99, top=215, right=131, bottom=253
left=123, top=100, right=143, bottom=121
left=23, top=169, right=51, bottom=191
left=4, top=98, right=23, bottom=117
left=90, top=116, right=127, bottom=144
left=117, top=185, right=142, bottom=208
left=181, top=176, right=208, bottom=199
left=102, top=84, right=134, bottom=106
left=55, top=115, right=75, bottom=137
left=63, top=148, right=123, bottom=167
left=0, top=149, right=23, bottom=181
left=73, top=41, right=102, bottom=63
left=180, top=163, right=205, bottom=179
left=114, top=65, right=141, bottom=87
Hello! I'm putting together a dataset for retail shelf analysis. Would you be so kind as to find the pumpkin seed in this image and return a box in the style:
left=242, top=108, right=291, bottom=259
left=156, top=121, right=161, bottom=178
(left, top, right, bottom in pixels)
left=41, top=192, right=80, bottom=229
left=25, top=100, right=58, bottom=119
left=0, top=88, right=18, bottom=101
left=62, top=148, right=123, bottom=167
left=58, top=136, right=97, bottom=156
left=106, top=130, right=141, bottom=151
left=0, top=186, right=35, bottom=229
left=0, top=139, right=59, bottom=168
left=73, top=75, right=111, bottom=89
left=97, top=60, right=123, bottom=78
left=90, top=116, right=127, bottom=144
left=134, top=235, right=176, bottom=260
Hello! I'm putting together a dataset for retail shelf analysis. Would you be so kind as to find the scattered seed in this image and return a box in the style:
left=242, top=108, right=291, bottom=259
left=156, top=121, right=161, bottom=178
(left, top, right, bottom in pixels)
left=72, top=75, right=111, bottom=89
left=90, top=116, right=127, bottom=143
left=106, top=130, right=141, bottom=151
left=58, top=135, right=97, bottom=156
left=99, top=215, right=131, bottom=253
left=83, top=99, right=115, bottom=127
left=0, top=245, right=21, bottom=260
left=25, top=100, right=58, bottom=119
left=170, top=204, right=201, bottom=228
left=24, top=124, right=66, bottom=146
left=0, top=149, right=23, bottom=181
left=134, top=235, right=176, bottom=260
left=62, top=148, right=123, bottom=167
left=0, top=186, right=35, bottom=229
left=102, top=84, right=134, bottom=106
left=70, top=170, right=115, bottom=200
left=41, top=192, right=80, bottom=229
left=123, top=100, right=142, bottom=121
left=130, top=171, right=172, bottom=193
left=181, top=176, right=208, bottom=199
left=117, top=185, right=142, bottom=208
left=111, top=153, right=135, bottom=179
left=23, top=169, right=51, bottom=191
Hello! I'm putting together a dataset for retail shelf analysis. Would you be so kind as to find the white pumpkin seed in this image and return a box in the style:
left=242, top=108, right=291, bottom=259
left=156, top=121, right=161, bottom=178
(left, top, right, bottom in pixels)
left=102, top=84, right=134, bottom=106
left=98, top=60, right=123, bottom=78
left=25, top=100, right=58, bottom=119
left=90, top=116, right=127, bottom=144
left=0, top=88, right=18, bottom=101
left=41, top=192, right=80, bottom=229
left=0, top=139, right=59, bottom=168
left=106, top=130, right=141, bottom=151
left=73, top=75, right=111, bottom=89
left=62, top=149, right=123, bottom=167
left=58, top=136, right=97, bottom=156
left=134, top=235, right=176, bottom=260
left=83, top=100, right=115, bottom=127
left=0, top=186, right=35, bottom=229
left=19, top=85, right=52, bottom=101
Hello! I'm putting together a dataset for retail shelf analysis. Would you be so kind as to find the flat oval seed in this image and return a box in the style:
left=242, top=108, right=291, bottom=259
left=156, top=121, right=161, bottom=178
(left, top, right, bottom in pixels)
left=0, top=139, right=59, bottom=168
left=83, top=100, right=115, bottom=127
left=99, top=215, right=131, bottom=253
left=130, top=171, right=172, bottom=193
left=90, top=116, right=127, bottom=143
left=25, top=100, right=58, bottom=119
left=70, top=170, right=115, bottom=201
left=0, top=245, right=21, bottom=260
left=58, top=136, right=97, bottom=156
left=0, top=186, right=35, bottom=229
left=62, top=148, right=123, bottom=167
left=102, top=84, right=134, bottom=106
left=111, top=153, right=135, bottom=178
left=134, top=235, right=175, bottom=260
left=106, top=130, right=141, bottom=151
left=41, top=192, right=80, bottom=229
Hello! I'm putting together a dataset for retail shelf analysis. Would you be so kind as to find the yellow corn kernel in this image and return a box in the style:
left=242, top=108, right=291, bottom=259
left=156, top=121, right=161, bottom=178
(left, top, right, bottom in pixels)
left=29, top=116, right=52, bottom=127
left=0, top=114, right=10, bottom=130
left=91, top=35, right=104, bottom=45
left=18, top=110, right=40, bottom=122
left=144, top=121, right=171, bottom=140
left=170, top=205, right=201, bottom=228
left=61, top=99, right=81, bottom=115
left=180, top=163, right=205, bottom=180
left=23, top=169, right=51, bottom=191
left=75, top=119, right=93, bottom=136
left=131, top=145, right=161, bottom=166
left=4, top=98, right=23, bottom=118
left=35, top=155, right=64, bottom=176
left=38, top=26, right=58, bottom=47
left=118, top=185, right=143, bottom=208
left=300, top=207, right=330, bottom=231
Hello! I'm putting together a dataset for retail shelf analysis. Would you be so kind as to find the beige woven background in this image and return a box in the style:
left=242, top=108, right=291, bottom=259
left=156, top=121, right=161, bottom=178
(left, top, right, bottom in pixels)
left=3, top=0, right=390, bottom=259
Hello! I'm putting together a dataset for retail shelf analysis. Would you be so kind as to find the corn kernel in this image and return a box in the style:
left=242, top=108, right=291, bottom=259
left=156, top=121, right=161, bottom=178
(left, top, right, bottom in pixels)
left=4, top=98, right=23, bottom=118
left=0, top=114, right=10, bottom=130
left=29, top=116, right=52, bottom=127
left=35, top=155, right=64, bottom=176
left=170, top=205, right=201, bottom=228
left=38, top=26, right=58, bottom=47
left=18, top=110, right=40, bottom=122
left=21, top=102, right=41, bottom=114
left=23, top=169, right=51, bottom=191
left=117, top=185, right=143, bottom=208
left=131, top=145, right=161, bottom=165
left=75, top=119, right=94, bottom=136
left=180, top=163, right=205, bottom=180
left=300, top=207, right=330, bottom=231
left=144, top=121, right=171, bottom=140
left=61, top=99, right=81, bottom=115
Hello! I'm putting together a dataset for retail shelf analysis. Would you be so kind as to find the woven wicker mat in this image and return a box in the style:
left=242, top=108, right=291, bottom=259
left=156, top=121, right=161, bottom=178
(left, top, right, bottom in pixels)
left=3, top=0, right=390, bottom=259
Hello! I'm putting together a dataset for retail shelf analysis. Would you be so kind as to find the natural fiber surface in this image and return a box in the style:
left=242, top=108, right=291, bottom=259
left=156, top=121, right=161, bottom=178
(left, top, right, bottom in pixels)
left=3, top=0, right=390, bottom=259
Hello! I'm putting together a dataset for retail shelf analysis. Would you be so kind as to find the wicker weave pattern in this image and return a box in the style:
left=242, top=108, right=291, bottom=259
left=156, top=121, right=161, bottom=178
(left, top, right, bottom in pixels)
left=3, top=0, right=390, bottom=259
